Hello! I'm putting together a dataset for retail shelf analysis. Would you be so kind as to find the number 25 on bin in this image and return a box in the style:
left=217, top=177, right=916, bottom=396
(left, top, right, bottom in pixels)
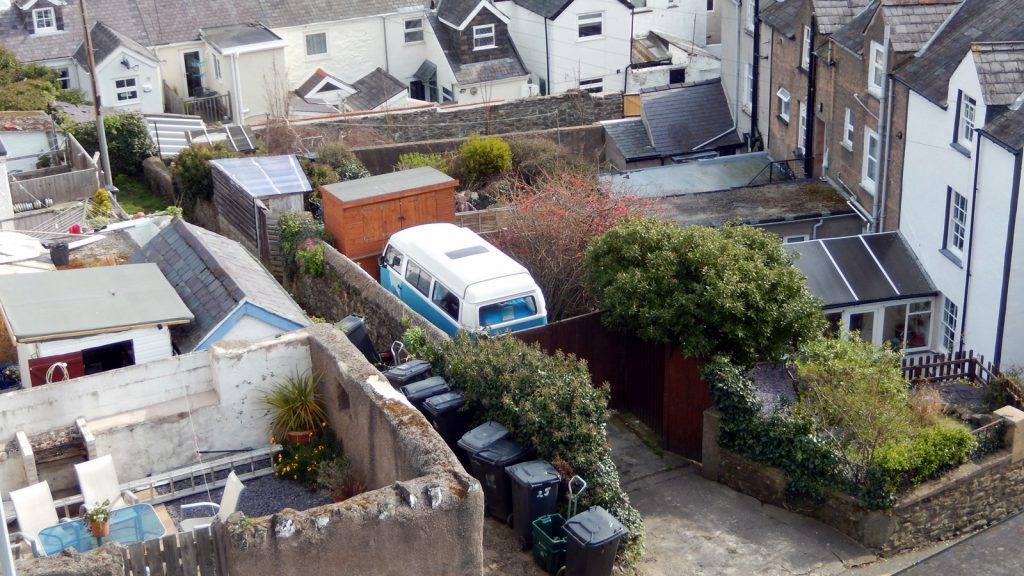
left=536, top=487, right=551, bottom=499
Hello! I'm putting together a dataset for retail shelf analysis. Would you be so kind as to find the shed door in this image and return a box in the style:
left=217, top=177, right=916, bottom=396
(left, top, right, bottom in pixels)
left=28, top=352, right=85, bottom=386
left=398, top=194, right=436, bottom=229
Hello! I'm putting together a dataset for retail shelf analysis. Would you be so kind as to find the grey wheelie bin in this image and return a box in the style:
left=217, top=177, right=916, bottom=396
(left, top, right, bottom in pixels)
left=383, top=358, right=432, bottom=387
left=423, top=391, right=469, bottom=447
left=506, top=460, right=561, bottom=548
left=457, top=421, right=509, bottom=475
left=563, top=506, right=627, bottom=576
left=399, top=376, right=450, bottom=413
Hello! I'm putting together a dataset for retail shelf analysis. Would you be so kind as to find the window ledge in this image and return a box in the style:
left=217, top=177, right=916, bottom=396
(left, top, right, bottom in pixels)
left=777, top=115, right=790, bottom=125
left=866, top=87, right=882, bottom=99
left=577, top=35, right=603, bottom=42
left=305, top=54, right=330, bottom=61
left=859, top=181, right=877, bottom=197
left=473, top=46, right=496, bottom=51
left=940, top=248, right=964, bottom=268
left=742, top=103, right=752, bottom=116
left=950, top=141, right=972, bottom=158
left=744, top=27, right=754, bottom=37
left=404, top=40, right=425, bottom=46
left=841, top=141, right=853, bottom=152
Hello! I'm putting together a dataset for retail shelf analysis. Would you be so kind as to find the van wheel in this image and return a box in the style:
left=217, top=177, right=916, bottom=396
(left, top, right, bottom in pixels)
left=506, top=513, right=514, bottom=527
left=556, top=567, right=566, bottom=576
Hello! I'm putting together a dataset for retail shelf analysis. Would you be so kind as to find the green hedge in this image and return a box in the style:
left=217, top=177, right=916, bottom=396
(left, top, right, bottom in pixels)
left=403, top=329, right=645, bottom=568
left=278, top=212, right=330, bottom=281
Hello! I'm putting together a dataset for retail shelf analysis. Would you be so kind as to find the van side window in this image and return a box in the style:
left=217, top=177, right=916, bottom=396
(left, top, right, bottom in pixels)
left=405, top=261, right=432, bottom=296
left=480, top=296, right=537, bottom=327
left=431, top=282, right=460, bottom=320
left=384, top=245, right=404, bottom=270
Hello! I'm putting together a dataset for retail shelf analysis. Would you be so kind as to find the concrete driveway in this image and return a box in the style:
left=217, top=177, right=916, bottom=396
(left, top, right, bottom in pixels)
left=609, top=416, right=877, bottom=576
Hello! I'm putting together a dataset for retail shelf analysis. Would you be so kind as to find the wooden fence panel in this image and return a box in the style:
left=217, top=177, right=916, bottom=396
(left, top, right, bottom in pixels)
left=146, top=538, right=165, bottom=576
left=180, top=531, right=198, bottom=576
left=10, top=168, right=98, bottom=204
left=195, top=526, right=216, bottom=576
left=662, top=353, right=710, bottom=460
left=122, top=529, right=219, bottom=576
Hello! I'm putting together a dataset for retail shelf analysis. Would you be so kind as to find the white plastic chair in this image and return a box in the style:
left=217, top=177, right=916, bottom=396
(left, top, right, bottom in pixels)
left=74, top=454, right=139, bottom=511
left=9, top=480, right=60, bottom=557
left=179, top=471, right=245, bottom=532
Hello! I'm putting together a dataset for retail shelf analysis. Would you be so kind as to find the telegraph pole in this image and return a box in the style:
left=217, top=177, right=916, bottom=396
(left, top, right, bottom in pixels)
left=78, top=0, right=113, bottom=187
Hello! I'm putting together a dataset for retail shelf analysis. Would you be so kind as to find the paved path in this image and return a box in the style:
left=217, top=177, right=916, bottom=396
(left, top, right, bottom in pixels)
left=609, top=416, right=877, bottom=576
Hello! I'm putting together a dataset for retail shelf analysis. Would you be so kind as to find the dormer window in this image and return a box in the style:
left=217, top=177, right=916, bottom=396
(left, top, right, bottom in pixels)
left=473, top=24, right=495, bottom=50
left=33, top=7, right=55, bottom=34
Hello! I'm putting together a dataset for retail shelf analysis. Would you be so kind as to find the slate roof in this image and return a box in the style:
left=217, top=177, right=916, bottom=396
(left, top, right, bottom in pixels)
left=428, top=14, right=527, bottom=85
left=437, top=0, right=479, bottom=27
left=759, top=0, right=802, bottom=38
left=128, top=218, right=309, bottom=352
left=0, top=111, right=52, bottom=132
left=256, top=0, right=427, bottom=29
left=71, top=21, right=156, bottom=68
left=893, top=0, right=1024, bottom=107
left=659, top=181, right=854, bottom=228
left=346, top=68, right=408, bottom=111
left=509, top=0, right=632, bottom=20
left=296, top=68, right=352, bottom=100
left=603, top=118, right=659, bottom=161
left=972, top=42, right=1024, bottom=106
left=983, top=105, right=1024, bottom=151
left=829, top=0, right=878, bottom=56
left=639, top=80, right=742, bottom=157
left=813, top=0, right=873, bottom=35
left=883, top=0, right=961, bottom=53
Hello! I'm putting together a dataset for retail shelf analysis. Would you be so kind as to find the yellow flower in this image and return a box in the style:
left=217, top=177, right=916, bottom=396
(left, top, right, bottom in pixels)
left=293, top=475, right=298, bottom=480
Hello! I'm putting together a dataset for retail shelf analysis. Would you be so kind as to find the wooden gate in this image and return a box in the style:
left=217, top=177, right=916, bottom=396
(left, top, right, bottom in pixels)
left=121, top=525, right=223, bottom=576
left=516, top=311, right=712, bottom=460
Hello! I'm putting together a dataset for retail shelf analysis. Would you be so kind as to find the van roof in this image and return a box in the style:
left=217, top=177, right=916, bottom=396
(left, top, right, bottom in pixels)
left=388, top=223, right=532, bottom=299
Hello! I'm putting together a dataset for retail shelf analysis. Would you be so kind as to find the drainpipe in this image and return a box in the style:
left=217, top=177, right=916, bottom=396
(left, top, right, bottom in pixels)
left=749, top=0, right=761, bottom=150
left=624, top=6, right=634, bottom=93
left=959, top=130, right=984, bottom=354
left=732, top=0, right=742, bottom=131
left=544, top=19, right=551, bottom=95
left=231, top=53, right=244, bottom=123
left=803, top=14, right=817, bottom=179
left=874, top=24, right=891, bottom=233
left=381, top=16, right=391, bottom=73
left=993, top=146, right=1022, bottom=369
left=811, top=216, right=825, bottom=239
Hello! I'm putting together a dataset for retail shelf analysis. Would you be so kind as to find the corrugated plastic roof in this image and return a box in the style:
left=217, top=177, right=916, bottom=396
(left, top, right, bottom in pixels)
left=209, top=155, right=311, bottom=198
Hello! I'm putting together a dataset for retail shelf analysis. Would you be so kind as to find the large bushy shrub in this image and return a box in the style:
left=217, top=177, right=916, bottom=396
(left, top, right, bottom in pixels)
left=315, top=141, right=369, bottom=181
left=170, top=143, right=238, bottom=203
left=67, top=112, right=156, bottom=177
left=404, top=329, right=645, bottom=568
left=394, top=151, right=451, bottom=174
left=456, top=133, right=511, bottom=189
left=584, top=218, right=825, bottom=366
left=507, top=137, right=594, bottom=185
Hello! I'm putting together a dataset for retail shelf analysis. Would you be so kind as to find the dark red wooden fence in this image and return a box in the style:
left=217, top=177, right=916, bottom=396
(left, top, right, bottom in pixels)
left=515, top=311, right=711, bottom=460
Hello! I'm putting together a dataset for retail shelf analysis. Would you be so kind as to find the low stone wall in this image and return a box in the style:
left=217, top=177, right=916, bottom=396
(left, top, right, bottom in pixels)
left=141, top=156, right=175, bottom=204
left=287, top=241, right=447, bottom=352
left=352, top=124, right=607, bottom=175
left=328, top=91, right=622, bottom=143
left=219, top=325, right=483, bottom=576
left=704, top=407, right=1024, bottom=554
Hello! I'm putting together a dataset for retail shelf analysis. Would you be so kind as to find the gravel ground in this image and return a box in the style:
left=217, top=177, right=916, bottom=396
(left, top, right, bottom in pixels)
left=165, top=474, right=332, bottom=527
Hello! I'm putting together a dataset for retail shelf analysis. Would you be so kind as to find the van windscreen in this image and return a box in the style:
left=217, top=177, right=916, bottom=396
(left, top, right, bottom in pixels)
left=479, top=296, right=537, bottom=327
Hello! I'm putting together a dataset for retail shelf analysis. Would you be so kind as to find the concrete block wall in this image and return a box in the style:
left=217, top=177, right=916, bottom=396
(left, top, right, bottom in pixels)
left=219, top=324, right=484, bottom=576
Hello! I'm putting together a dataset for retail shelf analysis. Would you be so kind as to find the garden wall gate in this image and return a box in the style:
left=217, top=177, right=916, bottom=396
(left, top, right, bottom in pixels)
left=515, top=311, right=712, bottom=460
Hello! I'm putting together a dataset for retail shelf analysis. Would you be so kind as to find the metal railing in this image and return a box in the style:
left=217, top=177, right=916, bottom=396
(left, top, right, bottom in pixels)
left=747, top=159, right=806, bottom=186
left=183, top=92, right=233, bottom=125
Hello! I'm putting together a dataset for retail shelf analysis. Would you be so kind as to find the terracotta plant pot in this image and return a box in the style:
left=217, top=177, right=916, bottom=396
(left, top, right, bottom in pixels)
left=89, top=521, right=110, bottom=538
left=286, top=430, right=314, bottom=445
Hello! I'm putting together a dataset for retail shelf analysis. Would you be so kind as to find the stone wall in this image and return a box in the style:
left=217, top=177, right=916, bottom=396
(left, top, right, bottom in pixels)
left=142, top=157, right=175, bottom=205
left=352, top=124, right=606, bottom=175
left=287, top=241, right=448, bottom=351
left=703, top=406, right=1024, bottom=554
left=327, top=91, right=622, bottom=143
left=218, top=324, right=483, bottom=576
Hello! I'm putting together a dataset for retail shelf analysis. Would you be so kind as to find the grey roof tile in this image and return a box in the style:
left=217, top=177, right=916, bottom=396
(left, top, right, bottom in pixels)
left=427, top=14, right=527, bottom=85
left=346, top=68, right=407, bottom=111
left=639, top=79, right=742, bottom=157
left=129, top=218, right=308, bottom=352
left=983, top=104, right=1024, bottom=150
left=883, top=1, right=961, bottom=53
left=510, top=0, right=632, bottom=19
left=603, top=118, right=658, bottom=161
left=972, top=42, right=1024, bottom=106
left=894, top=0, right=1024, bottom=106
left=829, top=0, right=878, bottom=55
left=71, top=21, right=155, bottom=68
left=437, top=0, right=479, bottom=26
left=760, top=0, right=803, bottom=38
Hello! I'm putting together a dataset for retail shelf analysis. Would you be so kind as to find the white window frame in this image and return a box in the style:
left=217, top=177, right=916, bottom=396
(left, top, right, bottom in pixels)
left=942, top=298, right=958, bottom=352
left=959, top=93, right=976, bottom=145
left=861, top=127, right=879, bottom=194
left=946, top=187, right=968, bottom=257
left=304, top=32, right=328, bottom=57
left=53, top=66, right=70, bottom=90
left=842, top=107, right=854, bottom=150
left=868, top=41, right=885, bottom=97
left=777, top=87, right=791, bottom=122
left=213, top=56, right=222, bottom=80
left=404, top=18, right=424, bottom=44
left=784, top=235, right=808, bottom=244
left=579, top=77, right=603, bottom=94
left=577, top=12, right=603, bottom=39
left=841, top=298, right=934, bottom=352
left=32, top=8, right=55, bottom=34
left=797, top=101, right=807, bottom=155
left=801, top=26, right=812, bottom=70
left=744, top=62, right=753, bottom=109
left=473, top=24, right=496, bottom=50
left=114, top=76, right=139, bottom=103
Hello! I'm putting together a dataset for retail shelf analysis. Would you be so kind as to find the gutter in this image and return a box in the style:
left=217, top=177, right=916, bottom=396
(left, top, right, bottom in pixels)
left=878, top=24, right=894, bottom=231
left=959, top=129, right=984, bottom=354
left=749, top=0, right=761, bottom=150
left=993, top=145, right=1023, bottom=369
left=872, top=23, right=890, bottom=233
left=804, top=14, right=817, bottom=179
left=544, top=19, right=551, bottom=95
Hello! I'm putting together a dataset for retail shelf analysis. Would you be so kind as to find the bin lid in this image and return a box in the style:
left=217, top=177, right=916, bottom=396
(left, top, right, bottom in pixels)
left=563, top=506, right=626, bottom=547
left=400, top=376, right=450, bottom=401
left=474, top=438, right=531, bottom=466
left=336, top=314, right=365, bottom=333
left=384, top=359, right=432, bottom=380
left=457, top=421, right=509, bottom=454
left=423, top=391, right=465, bottom=414
left=505, top=460, right=560, bottom=487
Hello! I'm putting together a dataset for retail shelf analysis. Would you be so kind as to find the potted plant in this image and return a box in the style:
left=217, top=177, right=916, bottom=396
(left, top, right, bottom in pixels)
left=316, top=454, right=365, bottom=502
left=84, top=500, right=111, bottom=538
left=262, top=370, right=327, bottom=445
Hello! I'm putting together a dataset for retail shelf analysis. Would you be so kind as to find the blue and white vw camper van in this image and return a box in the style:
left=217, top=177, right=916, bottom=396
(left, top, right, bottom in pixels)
left=379, top=223, right=547, bottom=336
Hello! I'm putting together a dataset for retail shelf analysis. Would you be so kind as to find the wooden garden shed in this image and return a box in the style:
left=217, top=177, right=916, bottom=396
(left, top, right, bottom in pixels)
left=210, top=155, right=312, bottom=274
left=321, top=167, right=457, bottom=278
